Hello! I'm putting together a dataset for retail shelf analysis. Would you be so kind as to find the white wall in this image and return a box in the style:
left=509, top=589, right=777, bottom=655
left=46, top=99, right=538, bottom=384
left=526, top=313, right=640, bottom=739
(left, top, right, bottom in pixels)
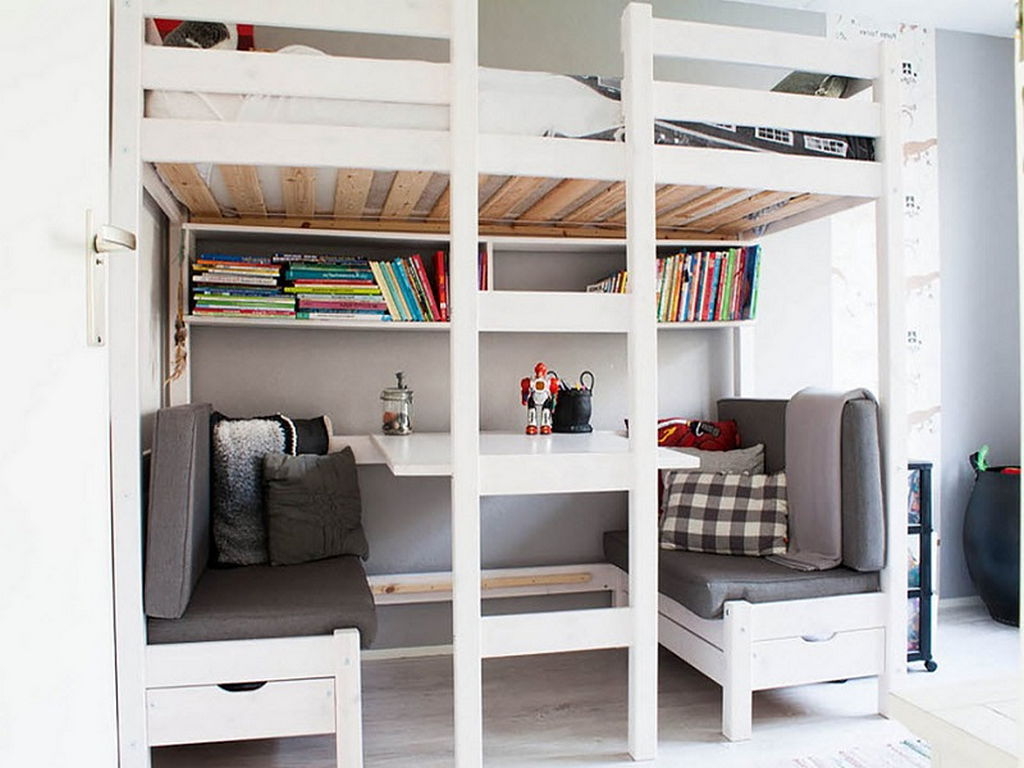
left=936, top=29, right=1019, bottom=598
left=140, top=192, right=168, bottom=448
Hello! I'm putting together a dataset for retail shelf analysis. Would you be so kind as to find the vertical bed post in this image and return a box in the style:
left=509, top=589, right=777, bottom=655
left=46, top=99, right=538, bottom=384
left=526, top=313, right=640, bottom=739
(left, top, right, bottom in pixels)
left=449, top=0, right=482, bottom=765
left=110, top=1, right=149, bottom=765
left=874, top=39, right=909, bottom=715
left=622, top=3, right=659, bottom=760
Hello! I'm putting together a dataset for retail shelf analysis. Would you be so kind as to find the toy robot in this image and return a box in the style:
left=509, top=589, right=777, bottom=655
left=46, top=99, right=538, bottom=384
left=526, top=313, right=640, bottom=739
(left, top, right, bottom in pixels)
left=520, top=362, right=560, bottom=435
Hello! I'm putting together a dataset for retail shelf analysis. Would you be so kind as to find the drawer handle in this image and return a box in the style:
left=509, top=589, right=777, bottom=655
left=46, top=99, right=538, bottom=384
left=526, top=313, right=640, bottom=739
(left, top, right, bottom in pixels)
left=217, top=681, right=268, bottom=693
left=800, top=632, right=837, bottom=643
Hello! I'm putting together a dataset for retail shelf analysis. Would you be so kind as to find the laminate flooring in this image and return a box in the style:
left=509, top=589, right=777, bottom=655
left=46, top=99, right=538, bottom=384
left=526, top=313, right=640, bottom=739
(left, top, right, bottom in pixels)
left=152, top=600, right=1018, bottom=768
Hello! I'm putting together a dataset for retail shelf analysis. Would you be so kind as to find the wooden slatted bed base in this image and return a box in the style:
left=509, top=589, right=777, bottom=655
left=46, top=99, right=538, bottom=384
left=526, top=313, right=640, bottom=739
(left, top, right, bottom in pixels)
left=153, top=162, right=865, bottom=240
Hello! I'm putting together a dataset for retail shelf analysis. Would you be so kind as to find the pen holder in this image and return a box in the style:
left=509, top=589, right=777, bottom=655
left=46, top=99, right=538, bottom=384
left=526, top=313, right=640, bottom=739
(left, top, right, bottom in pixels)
left=553, top=371, right=594, bottom=434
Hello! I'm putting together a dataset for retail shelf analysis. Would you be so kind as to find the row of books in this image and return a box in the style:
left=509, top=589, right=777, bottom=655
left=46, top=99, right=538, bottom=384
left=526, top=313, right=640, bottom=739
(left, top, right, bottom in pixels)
left=190, top=250, right=454, bottom=322
left=657, top=246, right=761, bottom=323
left=581, top=246, right=762, bottom=323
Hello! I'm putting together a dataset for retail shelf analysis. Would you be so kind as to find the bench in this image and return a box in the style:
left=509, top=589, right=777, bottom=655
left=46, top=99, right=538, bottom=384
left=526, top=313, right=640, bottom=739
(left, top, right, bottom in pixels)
left=606, top=396, right=887, bottom=741
left=143, top=403, right=376, bottom=765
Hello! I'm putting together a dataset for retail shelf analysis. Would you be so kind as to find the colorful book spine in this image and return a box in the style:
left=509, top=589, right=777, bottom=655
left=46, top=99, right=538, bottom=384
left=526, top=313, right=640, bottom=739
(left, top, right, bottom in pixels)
left=411, top=254, right=442, bottom=321
left=434, top=251, right=449, bottom=321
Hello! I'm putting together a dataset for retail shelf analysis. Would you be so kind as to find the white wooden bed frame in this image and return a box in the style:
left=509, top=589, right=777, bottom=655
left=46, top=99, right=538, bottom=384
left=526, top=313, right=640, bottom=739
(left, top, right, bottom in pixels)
left=106, top=2, right=907, bottom=766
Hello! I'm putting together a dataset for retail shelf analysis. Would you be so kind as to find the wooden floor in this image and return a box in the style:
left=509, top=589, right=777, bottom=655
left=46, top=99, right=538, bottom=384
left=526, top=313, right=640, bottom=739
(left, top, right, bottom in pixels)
left=152, top=600, right=1018, bottom=768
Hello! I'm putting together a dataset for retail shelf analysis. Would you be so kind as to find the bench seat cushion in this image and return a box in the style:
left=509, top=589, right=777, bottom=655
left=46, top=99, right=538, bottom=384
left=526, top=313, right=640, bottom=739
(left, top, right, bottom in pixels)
left=604, top=530, right=879, bottom=620
left=147, top=556, right=377, bottom=647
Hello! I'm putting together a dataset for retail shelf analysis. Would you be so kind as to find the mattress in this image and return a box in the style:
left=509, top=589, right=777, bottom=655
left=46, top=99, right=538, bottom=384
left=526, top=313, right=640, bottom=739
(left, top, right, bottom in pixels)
left=146, top=45, right=875, bottom=212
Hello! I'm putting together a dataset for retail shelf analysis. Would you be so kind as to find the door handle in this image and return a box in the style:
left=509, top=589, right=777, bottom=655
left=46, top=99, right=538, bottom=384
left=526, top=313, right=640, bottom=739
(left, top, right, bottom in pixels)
left=86, top=213, right=137, bottom=347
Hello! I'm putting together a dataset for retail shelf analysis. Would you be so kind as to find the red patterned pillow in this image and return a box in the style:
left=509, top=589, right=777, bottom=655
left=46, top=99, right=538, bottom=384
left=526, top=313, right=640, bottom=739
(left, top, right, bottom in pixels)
left=657, top=418, right=740, bottom=452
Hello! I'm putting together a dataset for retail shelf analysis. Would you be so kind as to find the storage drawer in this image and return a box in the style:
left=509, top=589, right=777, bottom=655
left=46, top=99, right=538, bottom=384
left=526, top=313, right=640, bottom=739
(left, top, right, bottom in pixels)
left=147, top=677, right=335, bottom=746
left=751, top=627, right=884, bottom=691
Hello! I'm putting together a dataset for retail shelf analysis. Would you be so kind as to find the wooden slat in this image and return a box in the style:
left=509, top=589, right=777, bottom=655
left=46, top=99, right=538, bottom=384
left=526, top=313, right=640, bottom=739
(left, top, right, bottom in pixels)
left=659, top=187, right=754, bottom=226
left=518, top=178, right=604, bottom=223
left=690, top=189, right=794, bottom=232
left=427, top=185, right=450, bottom=220
left=217, top=165, right=266, bottom=217
left=333, top=169, right=374, bottom=219
left=155, top=163, right=220, bottom=217
left=381, top=171, right=433, bottom=221
left=715, top=193, right=839, bottom=234
left=479, top=176, right=548, bottom=221
left=560, top=181, right=626, bottom=224
left=607, top=183, right=706, bottom=225
left=281, top=167, right=316, bottom=217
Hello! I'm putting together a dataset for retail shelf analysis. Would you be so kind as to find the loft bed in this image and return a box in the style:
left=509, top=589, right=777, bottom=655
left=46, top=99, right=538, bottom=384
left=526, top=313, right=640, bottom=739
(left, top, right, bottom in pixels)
left=139, top=12, right=884, bottom=241
left=109, top=2, right=907, bottom=767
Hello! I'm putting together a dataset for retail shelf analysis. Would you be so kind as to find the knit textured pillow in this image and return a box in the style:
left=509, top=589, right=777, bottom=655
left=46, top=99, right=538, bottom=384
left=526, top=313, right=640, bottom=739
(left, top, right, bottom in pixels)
left=660, top=471, right=788, bottom=557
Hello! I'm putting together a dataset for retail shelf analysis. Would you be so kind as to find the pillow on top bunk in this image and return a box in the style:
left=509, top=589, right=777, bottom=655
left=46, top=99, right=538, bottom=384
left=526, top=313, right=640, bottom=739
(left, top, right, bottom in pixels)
left=263, top=448, right=369, bottom=566
left=211, top=412, right=331, bottom=565
left=660, top=471, right=788, bottom=557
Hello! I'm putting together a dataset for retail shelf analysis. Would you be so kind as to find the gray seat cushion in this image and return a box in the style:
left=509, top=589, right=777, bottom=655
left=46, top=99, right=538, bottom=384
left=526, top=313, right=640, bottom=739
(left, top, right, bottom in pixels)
left=604, top=530, right=879, bottom=619
left=147, top=556, right=377, bottom=647
left=145, top=403, right=213, bottom=619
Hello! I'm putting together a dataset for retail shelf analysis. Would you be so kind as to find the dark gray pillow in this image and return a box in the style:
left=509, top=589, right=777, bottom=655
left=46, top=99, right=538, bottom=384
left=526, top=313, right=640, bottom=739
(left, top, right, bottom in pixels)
left=263, top=448, right=369, bottom=566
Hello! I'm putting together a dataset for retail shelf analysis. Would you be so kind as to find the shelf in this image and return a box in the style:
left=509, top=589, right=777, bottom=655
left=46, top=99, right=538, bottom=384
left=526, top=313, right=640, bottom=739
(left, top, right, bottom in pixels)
left=658, top=320, right=755, bottom=330
left=185, top=315, right=450, bottom=332
left=369, top=431, right=699, bottom=493
left=478, top=291, right=630, bottom=334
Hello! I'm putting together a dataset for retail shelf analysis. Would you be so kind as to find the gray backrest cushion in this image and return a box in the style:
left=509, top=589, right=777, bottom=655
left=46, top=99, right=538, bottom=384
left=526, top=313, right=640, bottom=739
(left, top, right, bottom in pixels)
left=144, top=403, right=212, bottom=619
left=717, top=399, right=787, bottom=472
left=716, top=396, right=885, bottom=571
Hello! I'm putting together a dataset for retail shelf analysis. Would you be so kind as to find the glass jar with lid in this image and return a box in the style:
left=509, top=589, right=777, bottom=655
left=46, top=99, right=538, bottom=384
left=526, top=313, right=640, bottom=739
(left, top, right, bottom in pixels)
left=380, top=371, right=413, bottom=435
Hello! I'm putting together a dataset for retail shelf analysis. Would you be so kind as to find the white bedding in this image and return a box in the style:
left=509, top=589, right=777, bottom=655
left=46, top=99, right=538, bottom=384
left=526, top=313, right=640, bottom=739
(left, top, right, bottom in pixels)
left=146, top=45, right=623, bottom=214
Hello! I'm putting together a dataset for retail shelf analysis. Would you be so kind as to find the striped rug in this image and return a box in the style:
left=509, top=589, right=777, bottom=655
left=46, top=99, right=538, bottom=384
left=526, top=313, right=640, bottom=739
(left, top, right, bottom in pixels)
left=787, top=738, right=931, bottom=767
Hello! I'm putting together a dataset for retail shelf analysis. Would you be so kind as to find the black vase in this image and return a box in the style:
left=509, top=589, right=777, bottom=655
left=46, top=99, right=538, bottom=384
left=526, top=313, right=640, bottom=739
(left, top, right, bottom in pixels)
left=963, top=466, right=1020, bottom=626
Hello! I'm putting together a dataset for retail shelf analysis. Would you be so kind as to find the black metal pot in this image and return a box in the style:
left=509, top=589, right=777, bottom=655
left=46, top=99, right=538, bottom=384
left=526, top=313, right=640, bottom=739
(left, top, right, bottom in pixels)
left=553, top=371, right=594, bottom=434
left=963, top=462, right=1020, bottom=626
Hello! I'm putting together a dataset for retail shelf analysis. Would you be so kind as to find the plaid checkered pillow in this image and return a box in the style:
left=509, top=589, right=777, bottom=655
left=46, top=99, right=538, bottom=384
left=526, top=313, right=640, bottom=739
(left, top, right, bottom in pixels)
left=660, top=472, right=788, bottom=556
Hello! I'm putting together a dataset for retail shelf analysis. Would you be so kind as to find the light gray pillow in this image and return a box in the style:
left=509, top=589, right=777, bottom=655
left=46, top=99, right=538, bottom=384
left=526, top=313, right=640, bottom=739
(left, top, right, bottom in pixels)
left=263, top=448, right=369, bottom=566
left=671, top=443, right=765, bottom=474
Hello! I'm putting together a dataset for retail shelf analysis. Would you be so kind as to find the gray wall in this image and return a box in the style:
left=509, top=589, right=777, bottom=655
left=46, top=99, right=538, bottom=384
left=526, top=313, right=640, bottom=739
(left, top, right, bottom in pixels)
left=936, top=30, right=1019, bottom=597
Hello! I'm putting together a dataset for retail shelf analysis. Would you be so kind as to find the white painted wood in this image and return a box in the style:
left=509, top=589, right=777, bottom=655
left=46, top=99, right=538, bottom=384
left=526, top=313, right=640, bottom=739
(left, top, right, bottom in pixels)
left=478, top=291, right=630, bottom=333
left=142, top=120, right=450, bottom=173
left=186, top=315, right=450, bottom=332
left=146, top=636, right=336, bottom=688
left=480, top=452, right=632, bottom=495
left=751, top=628, right=885, bottom=690
left=748, top=592, right=887, bottom=641
left=659, top=320, right=755, bottom=330
left=873, top=40, right=909, bottom=718
left=110, top=1, right=148, bottom=764
left=657, top=594, right=724, bottom=648
left=731, top=324, right=756, bottom=397
left=184, top=221, right=453, bottom=245
left=147, top=678, right=336, bottom=747
left=448, top=0, right=482, bottom=765
left=328, top=435, right=386, bottom=466
left=622, top=3, right=660, bottom=760
left=142, top=0, right=451, bottom=39
left=333, top=629, right=364, bottom=768
left=658, top=613, right=726, bottom=684
left=143, top=47, right=450, bottom=105
left=368, top=431, right=699, bottom=478
left=480, top=134, right=625, bottom=182
left=489, top=235, right=752, bottom=251
left=653, top=81, right=882, bottom=138
left=654, top=144, right=882, bottom=198
left=722, top=601, right=753, bottom=741
left=481, top=608, right=632, bottom=658
left=142, top=163, right=186, bottom=223
left=652, top=17, right=880, bottom=79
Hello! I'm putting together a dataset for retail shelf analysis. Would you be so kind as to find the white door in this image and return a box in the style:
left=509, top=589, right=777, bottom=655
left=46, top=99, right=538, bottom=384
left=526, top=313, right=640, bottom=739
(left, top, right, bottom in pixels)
left=0, top=1, right=118, bottom=765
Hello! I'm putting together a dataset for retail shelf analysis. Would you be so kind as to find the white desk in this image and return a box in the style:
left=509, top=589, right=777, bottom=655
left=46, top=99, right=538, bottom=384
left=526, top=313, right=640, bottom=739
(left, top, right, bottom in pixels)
left=889, top=679, right=1018, bottom=768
